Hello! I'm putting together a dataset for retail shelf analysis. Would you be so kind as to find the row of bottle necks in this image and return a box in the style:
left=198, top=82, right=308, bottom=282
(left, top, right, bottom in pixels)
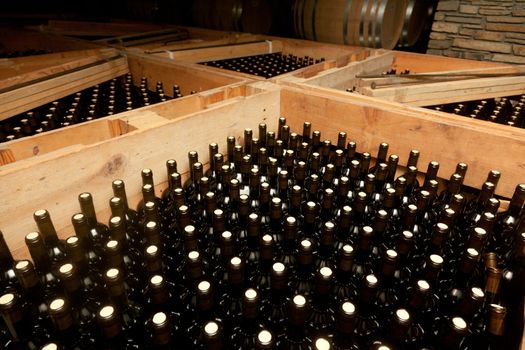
left=0, top=73, right=197, bottom=143
left=1, top=117, right=524, bottom=349
left=200, top=53, right=324, bottom=78
left=430, top=95, right=525, bottom=129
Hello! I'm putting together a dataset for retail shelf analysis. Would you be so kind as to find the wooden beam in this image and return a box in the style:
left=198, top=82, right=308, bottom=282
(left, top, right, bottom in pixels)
left=155, top=41, right=280, bottom=63
left=0, top=57, right=129, bottom=120
left=280, top=86, right=525, bottom=199
left=0, top=48, right=120, bottom=90
left=300, top=52, right=396, bottom=90
left=359, top=75, right=525, bottom=106
left=392, top=51, right=505, bottom=73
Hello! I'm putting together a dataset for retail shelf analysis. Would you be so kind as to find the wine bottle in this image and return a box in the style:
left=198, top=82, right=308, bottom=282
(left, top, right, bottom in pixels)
left=33, top=209, right=67, bottom=265
left=96, top=305, right=140, bottom=348
left=47, top=297, right=93, bottom=348
left=308, top=267, right=336, bottom=338
left=231, top=288, right=263, bottom=349
left=261, top=262, right=289, bottom=338
left=0, top=231, right=17, bottom=291
left=278, top=295, right=311, bottom=350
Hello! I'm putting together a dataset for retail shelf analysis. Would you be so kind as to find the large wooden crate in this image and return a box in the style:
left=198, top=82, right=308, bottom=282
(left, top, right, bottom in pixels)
left=0, top=50, right=248, bottom=135
left=151, top=37, right=374, bottom=82
left=1, top=82, right=524, bottom=260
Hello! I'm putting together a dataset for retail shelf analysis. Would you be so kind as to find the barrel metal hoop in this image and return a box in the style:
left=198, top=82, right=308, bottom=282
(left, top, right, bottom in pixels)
left=233, top=1, right=243, bottom=32
left=312, top=0, right=319, bottom=41
left=375, top=0, right=388, bottom=48
left=368, top=0, right=380, bottom=47
left=359, top=0, right=368, bottom=45
left=299, top=0, right=306, bottom=39
left=342, top=0, right=353, bottom=45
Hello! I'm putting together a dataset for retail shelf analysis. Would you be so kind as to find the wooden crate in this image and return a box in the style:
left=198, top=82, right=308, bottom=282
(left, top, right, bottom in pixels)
left=151, top=37, right=374, bottom=82
left=0, top=81, right=279, bottom=260
left=280, top=49, right=525, bottom=105
left=1, top=82, right=524, bottom=261
left=0, top=26, right=101, bottom=54
left=0, top=50, right=247, bottom=124
left=120, top=27, right=263, bottom=54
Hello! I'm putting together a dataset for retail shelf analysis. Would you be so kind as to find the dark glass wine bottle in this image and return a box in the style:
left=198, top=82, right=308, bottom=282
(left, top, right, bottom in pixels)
left=96, top=305, right=141, bottom=348
left=277, top=294, right=311, bottom=350
left=308, top=267, right=336, bottom=339
left=33, top=209, right=67, bottom=265
left=0, top=231, right=17, bottom=291
left=47, top=297, right=94, bottom=348
left=261, top=262, right=289, bottom=338
left=231, top=288, right=263, bottom=349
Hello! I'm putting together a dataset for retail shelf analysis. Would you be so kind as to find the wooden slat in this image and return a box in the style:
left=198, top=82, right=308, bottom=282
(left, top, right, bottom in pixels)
left=0, top=27, right=101, bottom=53
left=359, top=75, right=525, bottom=106
left=154, top=41, right=280, bottom=63
left=34, top=20, right=175, bottom=37
left=0, top=57, right=129, bottom=120
left=0, top=83, right=280, bottom=260
left=280, top=86, right=525, bottom=199
left=0, top=48, right=120, bottom=90
left=392, top=51, right=505, bottom=73
left=299, top=52, right=395, bottom=90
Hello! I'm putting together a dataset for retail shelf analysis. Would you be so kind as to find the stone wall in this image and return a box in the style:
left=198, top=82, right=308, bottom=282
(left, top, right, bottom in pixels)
left=428, top=0, right=525, bottom=63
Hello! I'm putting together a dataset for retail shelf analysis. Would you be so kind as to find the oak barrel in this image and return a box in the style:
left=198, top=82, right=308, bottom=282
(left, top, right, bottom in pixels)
left=292, top=0, right=407, bottom=49
left=398, top=0, right=434, bottom=47
left=193, top=0, right=272, bottom=34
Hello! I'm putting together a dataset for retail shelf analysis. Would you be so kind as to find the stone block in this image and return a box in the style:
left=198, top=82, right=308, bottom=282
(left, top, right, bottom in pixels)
left=442, top=49, right=462, bottom=58
left=492, top=54, right=525, bottom=63
left=459, top=28, right=476, bottom=36
left=512, top=8, right=525, bottom=16
left=473, top=31, right=505, bottom=41
left=513, top=44, right=525, bottom=56
left=463, top=24, right=483, bottom=29
left=453, top=38, right=512, bottom=53
left=434, top=12, right=446, bottom=20
left=429, top=32, right=449, bottom=40
left=478, top=8, right=512, bottom=15
left=459, top=4, right=479, bottom=14
left=426, top=49, right=444, bottom=56
left=432, top=21, right=460, bottom=33
left=507, top=32, right=525, bottom=40
left=437, top=1, right=459, bottom=11
left=486, top=23, right=525, bottom=33
left=428, top=39, right=452, bottom=49
left=463, top=51, right=491, bottom=61
left=507, top=38, right=525, bottom=45
left=446, top=16, right=483, bottom=24
left=486, top=16, right=525, bottom=23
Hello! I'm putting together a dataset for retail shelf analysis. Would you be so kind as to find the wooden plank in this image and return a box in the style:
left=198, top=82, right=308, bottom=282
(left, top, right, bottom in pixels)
left=155, top=41, right=280, bottom=63
left=392, top=51, right=505, bottom=73
left=0, top=84, right=281, bottom=260
left=35, top=20, right=175, bottom=37
left=0, top=48, right=120, bottom=90
left=300, top=52, right=396, bottom=90
left=126, top=53, right=246, bottom=96
left=0, top=57, right=129, bottom=120
left=359, top=75, right=525, bottom=106
left=141, top=33, right=263, bottom=53
left=0, top=27, right=101, bottom=53
left=280, top=86, right=525, bottom=199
